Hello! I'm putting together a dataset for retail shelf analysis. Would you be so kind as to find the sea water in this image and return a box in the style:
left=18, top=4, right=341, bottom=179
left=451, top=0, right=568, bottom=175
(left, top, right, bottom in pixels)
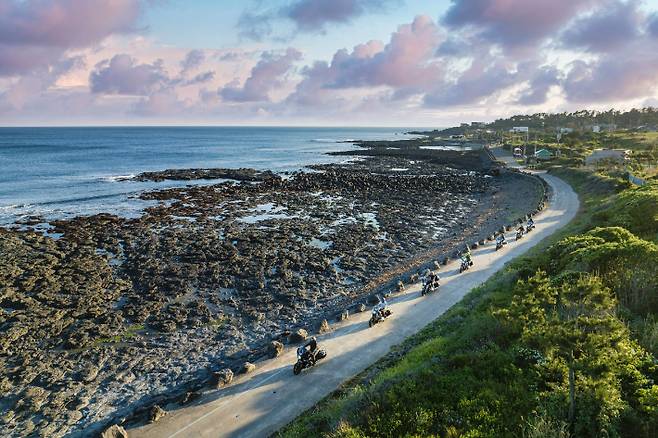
left=0, top=126, right=421, bottom=224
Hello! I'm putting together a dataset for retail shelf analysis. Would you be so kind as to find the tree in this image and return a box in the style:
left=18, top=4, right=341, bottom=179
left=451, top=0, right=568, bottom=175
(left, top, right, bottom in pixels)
left=505, top=272, right=627, bottom=435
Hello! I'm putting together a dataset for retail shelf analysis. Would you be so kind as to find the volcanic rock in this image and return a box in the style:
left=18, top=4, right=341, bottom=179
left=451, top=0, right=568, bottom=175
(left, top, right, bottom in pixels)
left=289, top=329, right=308, bottom=343
left=269, top=341, right=284, bottom=358
left=241, top=362, right=256, bottom=374
left=211, top=369, right=234, bottom=388
left=150, top=405, right=166, bottom=423
left=101, top=424, right=128, bottom=438
left=317, top=319, right=331, bottom=334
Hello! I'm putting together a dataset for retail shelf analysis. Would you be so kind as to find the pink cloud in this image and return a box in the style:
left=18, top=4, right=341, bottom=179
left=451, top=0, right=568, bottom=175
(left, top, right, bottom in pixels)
left=220, top=48, right=302, bottom=102
left=424, top=57, right=522, bottom=107
left=0, top=0, right=142, bottom=76
left=289, top=15, right=442, bottom=105
left=90, top=54, right=169, bottom=95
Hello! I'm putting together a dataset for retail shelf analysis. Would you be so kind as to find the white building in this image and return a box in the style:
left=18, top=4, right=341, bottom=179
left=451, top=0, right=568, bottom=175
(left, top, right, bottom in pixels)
left=510, top=126, right=529, bottom=133
left=591, top=124, right=617, bottom=133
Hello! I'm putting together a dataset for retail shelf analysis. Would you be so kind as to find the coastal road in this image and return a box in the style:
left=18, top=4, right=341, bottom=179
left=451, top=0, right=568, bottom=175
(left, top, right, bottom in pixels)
left=130, top=170, right=579, bottom=438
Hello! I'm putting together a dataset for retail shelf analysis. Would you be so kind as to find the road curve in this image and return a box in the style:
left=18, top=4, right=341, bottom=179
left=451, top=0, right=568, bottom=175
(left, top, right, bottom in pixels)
left=130, top=171, right=579, bottom=438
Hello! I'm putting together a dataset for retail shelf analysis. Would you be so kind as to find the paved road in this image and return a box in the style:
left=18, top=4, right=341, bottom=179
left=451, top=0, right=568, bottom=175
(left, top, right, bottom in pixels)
left=131, top=170, right=579, bottom=438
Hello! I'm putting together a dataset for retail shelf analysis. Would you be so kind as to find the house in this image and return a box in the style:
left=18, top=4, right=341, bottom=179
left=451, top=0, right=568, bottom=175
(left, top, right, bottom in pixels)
left=559, top=127, right=574, bottom=134
left=510, top=126, right=529, bottom=133
left=585, top=149, right=631, bottom=165
left=591, top=123, right=617, bottom=133
left=471, top=121, right=486, bottom=128
left=535, top=149, right=553, bottom=161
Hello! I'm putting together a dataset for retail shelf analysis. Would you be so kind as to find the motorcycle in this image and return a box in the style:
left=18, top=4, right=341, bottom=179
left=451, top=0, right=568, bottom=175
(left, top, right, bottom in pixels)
left=421, top=276, right=440, bottom=296
left=495, top=237, right=507, bottom=251
left=459, top=255, right=472, bottom=273
left=369, top=299, right=392, bottom=327
left=516, top=227, right=525, bottom=241
left=293, top=345, right=327, bottom=375
left=526, top=220, right=535, bottom=232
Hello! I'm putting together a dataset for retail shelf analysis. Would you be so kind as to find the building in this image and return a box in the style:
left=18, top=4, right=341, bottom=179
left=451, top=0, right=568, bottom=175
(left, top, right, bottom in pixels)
left=535, top=149, right=553, bottom=161
left=471, top=122, right=486, bottom=128
left=559, top=127, right=574, bottom=134
left=510, top=126, right=529, bottom=133
left=591, top=123, right=617, bottom=133
left=513, top=147, right=523, bottom=157
left=585, top=149, right=631, bottom=165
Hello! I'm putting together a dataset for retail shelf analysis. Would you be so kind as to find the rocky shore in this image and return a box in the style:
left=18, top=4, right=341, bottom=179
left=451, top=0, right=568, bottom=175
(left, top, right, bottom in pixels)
left=0, top=142, right=546, bottom=437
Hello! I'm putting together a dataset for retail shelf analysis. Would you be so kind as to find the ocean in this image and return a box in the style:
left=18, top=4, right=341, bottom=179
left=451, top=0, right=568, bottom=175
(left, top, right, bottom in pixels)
left=0, top=126, right=421, bottom=225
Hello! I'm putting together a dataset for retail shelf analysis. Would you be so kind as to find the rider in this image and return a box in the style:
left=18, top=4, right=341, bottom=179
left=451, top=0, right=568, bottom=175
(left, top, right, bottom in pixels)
left=462, top=245, right=472, bottom=264
left=300, top=337, right=318, bottom=363
left=527, top=217, right=535, bottom=228
left=375, top=297, right=388, bottom=318
left=496, top=233, right=506, bottom=245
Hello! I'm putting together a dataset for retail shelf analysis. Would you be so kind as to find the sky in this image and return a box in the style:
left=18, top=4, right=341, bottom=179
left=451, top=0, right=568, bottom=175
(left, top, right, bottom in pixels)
left=2, top=0, right=658, bottom=126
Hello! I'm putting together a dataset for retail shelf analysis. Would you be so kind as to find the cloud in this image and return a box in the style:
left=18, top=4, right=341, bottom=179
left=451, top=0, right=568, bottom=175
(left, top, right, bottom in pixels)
left=0, top=0, right=142, bottom=76
left=562, top=39, right=658, bottom=103
left=220, top=48, right=302, bottom=102
left=180, top=49, right=205, bottom=74
left=286, top=0, right=396, bottom=31
left=238, top=9, right=275, bottom=41
left=90, top=54, right=169, bottom=95
left=516, top=66, right=561, bottom=105
left=238, top=0, right=397, bottom=40
left=560, top=0, right=642, bottom=53
left=648, top=13, right=658, bottom=37
left=133, top=88, right=185, bottom=116
left=183, top=71, right=215, bottom=86
left=442, top=0, right=597, bottom=50
left=424, top=58, right=521, bottom=107
left=0, top=55, right=85, bottom=110
left=288, top=15, right=442, bottom=104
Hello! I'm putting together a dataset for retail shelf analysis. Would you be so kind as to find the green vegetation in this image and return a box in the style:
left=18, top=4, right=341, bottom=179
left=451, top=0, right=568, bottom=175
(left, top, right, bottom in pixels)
left=279, top=166, right=658, bottom=437
left=488, top=108, right=658, bottom=132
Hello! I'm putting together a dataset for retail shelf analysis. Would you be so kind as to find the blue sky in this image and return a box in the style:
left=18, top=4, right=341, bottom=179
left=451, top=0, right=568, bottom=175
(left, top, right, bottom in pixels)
left=2, top=0, right=658, bottom=126
left=144, top=0, right=442, bottom=60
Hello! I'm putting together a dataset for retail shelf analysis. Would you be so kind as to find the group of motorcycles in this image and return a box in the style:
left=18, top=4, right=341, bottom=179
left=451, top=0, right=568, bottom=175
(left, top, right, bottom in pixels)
left=515, top=218, right=536, bottom=241
left=293, top=217, right=538, bottom=374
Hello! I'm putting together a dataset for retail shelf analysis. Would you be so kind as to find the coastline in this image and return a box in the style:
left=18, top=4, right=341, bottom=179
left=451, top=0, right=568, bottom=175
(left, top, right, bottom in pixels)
left=0, top=139, right=546, bottom=437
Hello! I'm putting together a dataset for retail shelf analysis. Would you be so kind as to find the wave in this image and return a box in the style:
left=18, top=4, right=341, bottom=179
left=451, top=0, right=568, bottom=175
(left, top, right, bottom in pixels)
left=0, top=204, right=30, bottom=212
left=310, top=138, right=355, bottom=143
left=98, top=174, right=136, bottom=182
